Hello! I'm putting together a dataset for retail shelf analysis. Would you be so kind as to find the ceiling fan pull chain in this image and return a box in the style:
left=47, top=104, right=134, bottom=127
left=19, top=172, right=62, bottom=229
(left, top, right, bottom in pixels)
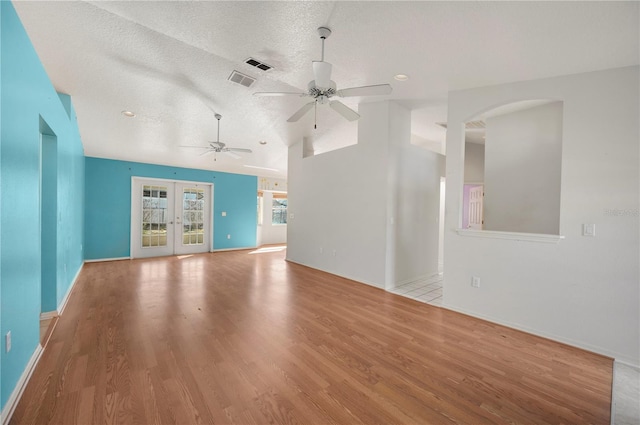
left=314, top=100, right=317, bottom=129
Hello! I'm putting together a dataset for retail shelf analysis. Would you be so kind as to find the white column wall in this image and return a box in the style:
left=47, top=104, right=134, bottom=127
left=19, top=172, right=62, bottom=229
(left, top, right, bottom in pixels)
left=287, top=102, right=392, bottom=287
left=287, top=101, right=444, bottom=289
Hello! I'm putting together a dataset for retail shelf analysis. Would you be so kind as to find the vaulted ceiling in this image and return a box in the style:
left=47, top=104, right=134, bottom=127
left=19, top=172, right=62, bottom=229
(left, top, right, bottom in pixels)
left=13, top=1, right=639, bottom=178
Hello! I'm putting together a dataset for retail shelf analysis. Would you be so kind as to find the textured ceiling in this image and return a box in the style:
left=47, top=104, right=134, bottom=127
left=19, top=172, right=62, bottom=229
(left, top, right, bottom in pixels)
left=13, top=1, right=639, bottom=178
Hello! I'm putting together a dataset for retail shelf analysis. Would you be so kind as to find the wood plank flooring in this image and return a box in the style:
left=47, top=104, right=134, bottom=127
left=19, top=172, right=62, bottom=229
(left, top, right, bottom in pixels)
left=39, top=317, right=57, bottom=346
left=11, top=248, right=613, bottom=424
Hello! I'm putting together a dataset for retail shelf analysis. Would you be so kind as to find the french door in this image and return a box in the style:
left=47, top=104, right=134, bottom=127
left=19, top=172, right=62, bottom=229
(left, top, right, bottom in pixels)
left=131, top=178, right=212, bottom=258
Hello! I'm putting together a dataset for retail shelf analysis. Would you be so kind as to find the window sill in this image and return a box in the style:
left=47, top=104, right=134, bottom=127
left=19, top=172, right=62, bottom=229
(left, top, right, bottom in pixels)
left=455, top=229, right=564, bottom=244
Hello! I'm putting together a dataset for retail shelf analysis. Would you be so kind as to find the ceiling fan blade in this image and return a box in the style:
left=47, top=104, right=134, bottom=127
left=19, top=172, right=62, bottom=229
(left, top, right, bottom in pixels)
left=227, top=148, right=253, bottom=153
left=223, top=151, right=241, bottom=159
left=179, top=145, right=209, bottom=149
left=253, top=92, right=308, bottom=97
left=329, top=101, right=360, bottom=121
left=312, top=61, right=332, bottom=88
left=287, top=101, right=315, bottom=122
left=337, top=84, right=393, bottom=98
left=198, top=149, right=216, bottom=157
left=209, top=141, right=224, bottom=148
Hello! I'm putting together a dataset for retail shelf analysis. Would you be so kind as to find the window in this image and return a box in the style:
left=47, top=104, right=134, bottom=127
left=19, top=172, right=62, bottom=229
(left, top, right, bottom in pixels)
left=141, top=185, right=168, bottom=247
left=272, top=198, right=287, bottom=225
left=257, top=194, right=263, bottom=225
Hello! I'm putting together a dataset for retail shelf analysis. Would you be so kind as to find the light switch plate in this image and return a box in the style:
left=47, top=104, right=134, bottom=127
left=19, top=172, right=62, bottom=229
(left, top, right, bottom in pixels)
left=221, top=211, right=227, bottom=217
left=471, top=276, right=481, bottom=288
left=583, top=223, right=595, bottom=237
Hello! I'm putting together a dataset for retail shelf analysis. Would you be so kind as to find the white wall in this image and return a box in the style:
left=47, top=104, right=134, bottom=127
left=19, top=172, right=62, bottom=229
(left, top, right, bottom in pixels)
left=288, top=101, right=444, bottom=288
left=444, top=66, right=639, bottom=366
left=483, top=102, right=563, bottom=234
left=287, top=102, right=391, bottom=288
left=464, top=143, right=485, bottom=183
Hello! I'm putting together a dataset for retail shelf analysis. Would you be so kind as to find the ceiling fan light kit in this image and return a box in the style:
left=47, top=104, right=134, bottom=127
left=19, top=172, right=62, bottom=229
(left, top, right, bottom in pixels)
left=253, top=26, right=392, bottom=128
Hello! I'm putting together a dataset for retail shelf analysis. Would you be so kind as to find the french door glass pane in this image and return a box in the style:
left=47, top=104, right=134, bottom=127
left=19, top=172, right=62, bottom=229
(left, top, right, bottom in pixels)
left=182, top=188, right=205, bottom=245
left=142, top=185, right=168, bottom=247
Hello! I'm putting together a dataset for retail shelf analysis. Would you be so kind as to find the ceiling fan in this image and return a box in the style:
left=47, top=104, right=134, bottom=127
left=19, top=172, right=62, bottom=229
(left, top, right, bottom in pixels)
left=181, top=114, right=252, bottom=161
left=253, top=27, right=392, bottom=127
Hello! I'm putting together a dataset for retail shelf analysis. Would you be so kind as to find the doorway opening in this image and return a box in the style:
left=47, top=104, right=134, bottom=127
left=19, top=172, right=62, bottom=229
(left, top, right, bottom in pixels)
left=438, top=177, right=446, bottom=273
left=40, top=118, right=59, bottom=344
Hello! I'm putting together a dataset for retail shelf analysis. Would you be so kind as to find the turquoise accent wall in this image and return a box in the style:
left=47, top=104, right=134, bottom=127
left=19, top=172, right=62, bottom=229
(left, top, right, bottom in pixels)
left=1, top=2, right=85, bottom=411
left=84, top=158, right=258, bottom=259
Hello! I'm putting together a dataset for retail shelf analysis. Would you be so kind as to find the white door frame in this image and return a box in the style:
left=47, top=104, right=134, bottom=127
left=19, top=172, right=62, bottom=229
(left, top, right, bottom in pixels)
left=130, top=177, right=214, bottom=259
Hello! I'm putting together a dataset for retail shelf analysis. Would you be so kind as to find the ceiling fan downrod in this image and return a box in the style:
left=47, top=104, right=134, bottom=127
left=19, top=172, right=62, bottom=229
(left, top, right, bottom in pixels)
left=317, top=27, right=331, bottom=61
left=215, top=113, right=221, bottom=145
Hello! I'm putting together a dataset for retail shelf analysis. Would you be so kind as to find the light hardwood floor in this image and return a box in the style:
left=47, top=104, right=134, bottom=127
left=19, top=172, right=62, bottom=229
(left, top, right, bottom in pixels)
left=39, top=317, right=58, bottom=346
left=11, top=248, right=612, bottom=424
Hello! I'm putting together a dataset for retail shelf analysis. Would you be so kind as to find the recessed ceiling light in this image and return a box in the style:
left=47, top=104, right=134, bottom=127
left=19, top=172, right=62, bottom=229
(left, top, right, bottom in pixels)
left=259, top=140, right=267, bottom=145
left=244, top=165, right=278, bottom=172
left=121, top=110, right=136, bottom=117
left=394, top=74, right=409, bottom=81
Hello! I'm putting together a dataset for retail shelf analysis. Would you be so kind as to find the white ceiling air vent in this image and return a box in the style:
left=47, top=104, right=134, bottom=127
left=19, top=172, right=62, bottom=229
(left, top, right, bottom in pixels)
left=245, top=58, right=273, bottom=72
left=436, top=120, right=486, bottom=129
left=228, top=70, right=256, bottom=88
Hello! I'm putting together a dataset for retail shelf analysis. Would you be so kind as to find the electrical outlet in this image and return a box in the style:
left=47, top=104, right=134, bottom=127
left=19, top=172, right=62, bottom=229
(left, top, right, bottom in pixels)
left=290, top=213, right=295, bottom=219
left=319, top=247, right=323, bottom=254
left=227, top=234, right=231, bottom=239
left=471, top=276, right=481, bottom=288
left=5, top=331, right=11, bottom=353
left=221, top=211, right=227, bottom=217
left=332, top=249, right=337, bottom=257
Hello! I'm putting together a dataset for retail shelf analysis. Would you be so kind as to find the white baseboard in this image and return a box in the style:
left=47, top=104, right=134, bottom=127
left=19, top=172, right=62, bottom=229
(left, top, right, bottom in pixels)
left=1, top=264, right=84, bottom=423
left=284, top=258, right=384, bottom=290
left=1, top=344, right=44, bottom=425
left=614, top=359, right=640, bottom=371
left=84, top=257, right=129, bottom=263
left=212, top=246, right=258, bottom=252
left=439, top=302, right=638, bottom=367
left=58, top=262, right=83, bottom=316
left=39, top=310, right=58, bottom=321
